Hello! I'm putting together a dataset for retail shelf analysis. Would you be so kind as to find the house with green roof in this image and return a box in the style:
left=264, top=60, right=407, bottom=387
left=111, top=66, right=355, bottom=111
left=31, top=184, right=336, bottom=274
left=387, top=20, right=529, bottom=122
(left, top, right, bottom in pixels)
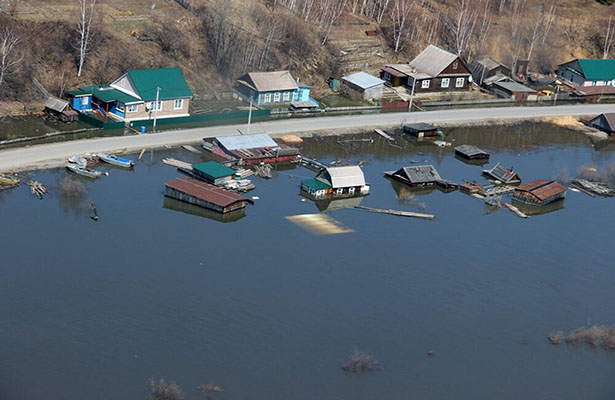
left=192, top=161, right=236, bottom=185
left=66, top=67, right=192, bottom=122
left=557, top=59, right=615, bottom=88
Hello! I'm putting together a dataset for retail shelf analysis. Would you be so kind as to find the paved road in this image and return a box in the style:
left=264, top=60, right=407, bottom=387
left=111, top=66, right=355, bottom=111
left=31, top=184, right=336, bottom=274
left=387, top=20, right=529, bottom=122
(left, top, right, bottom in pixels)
left=1, top=104, right=613, bottom=171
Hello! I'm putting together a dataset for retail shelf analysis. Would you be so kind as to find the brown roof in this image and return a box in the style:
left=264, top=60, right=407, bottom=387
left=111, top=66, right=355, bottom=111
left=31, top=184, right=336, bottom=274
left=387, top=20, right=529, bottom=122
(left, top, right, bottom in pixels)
left=573, top=85, right=615, bottom=96
left=165, top=177, right=252, bottom=207
left=240, top=71, right=299, bottom=92
left=515, top=179, right=566, bottom=201
left=381, top=67, right=406, bottom=78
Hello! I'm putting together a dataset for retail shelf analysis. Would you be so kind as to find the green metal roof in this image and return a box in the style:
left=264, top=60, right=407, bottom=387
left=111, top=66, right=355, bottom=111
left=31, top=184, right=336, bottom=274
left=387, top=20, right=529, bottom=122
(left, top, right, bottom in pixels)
left=578, top=59, right=615, bottom=80
left=126, top=68, right=192, bottom=101
left=301, top=178, right=331, bottom=190
left=67, top=84, right=141, bottom=104
left=192, top=161, right=235, bottom=179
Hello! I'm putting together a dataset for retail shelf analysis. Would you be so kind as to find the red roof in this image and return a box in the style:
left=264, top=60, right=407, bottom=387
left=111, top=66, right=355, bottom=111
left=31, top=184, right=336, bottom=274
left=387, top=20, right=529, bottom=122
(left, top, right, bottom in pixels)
left=165, top=177, right=251, bottom=207
left=382, top=67, right=406, bottom=78
left=515, top=179, right=566, bottom=201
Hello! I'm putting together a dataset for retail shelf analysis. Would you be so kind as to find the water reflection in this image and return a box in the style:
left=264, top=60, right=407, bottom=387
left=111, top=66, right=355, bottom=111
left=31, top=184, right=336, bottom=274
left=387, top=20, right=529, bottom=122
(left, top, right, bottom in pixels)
left=512, top=198, right=565, bottom=216
left=162, top=197, right=246, bottom=223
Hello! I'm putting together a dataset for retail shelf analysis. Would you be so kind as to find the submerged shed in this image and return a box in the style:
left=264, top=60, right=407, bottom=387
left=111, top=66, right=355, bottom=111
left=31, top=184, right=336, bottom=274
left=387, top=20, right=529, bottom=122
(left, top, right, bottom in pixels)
left=403, top=122, right=438, bottom=138
left=192, top=161, right=236, bottom=185
left=385, top=165, right=441, bottom=187
left=44, top=96, right=79, bottom=122
left=455, top=145, right=490, bottom=161
left=512, top=179, right=566, bottom=206
left=482, top=162, right=521, bottom=184
left=164, top=177, right=253, bottom=213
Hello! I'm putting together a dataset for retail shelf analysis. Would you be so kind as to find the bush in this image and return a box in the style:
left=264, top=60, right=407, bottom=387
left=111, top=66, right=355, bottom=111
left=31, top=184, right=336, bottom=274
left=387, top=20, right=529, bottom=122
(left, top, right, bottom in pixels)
left=150, top=378, right=183, bottom=400
left=342, top=348, right=381, bottom=373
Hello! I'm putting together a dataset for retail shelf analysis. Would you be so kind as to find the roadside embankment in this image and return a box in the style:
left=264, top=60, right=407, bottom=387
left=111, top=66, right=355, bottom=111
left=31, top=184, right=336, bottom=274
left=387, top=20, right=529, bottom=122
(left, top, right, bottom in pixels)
left=0, top=104, right=613, bottom=172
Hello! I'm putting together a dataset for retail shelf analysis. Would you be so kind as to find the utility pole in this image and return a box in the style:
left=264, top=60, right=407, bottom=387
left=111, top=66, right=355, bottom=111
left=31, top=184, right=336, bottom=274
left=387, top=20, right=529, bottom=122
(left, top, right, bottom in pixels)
left=408, top=76, right=416, bottom=112
left=246, top=95, right=253, bottom=135
left=153, top=86, right=160, bottom=133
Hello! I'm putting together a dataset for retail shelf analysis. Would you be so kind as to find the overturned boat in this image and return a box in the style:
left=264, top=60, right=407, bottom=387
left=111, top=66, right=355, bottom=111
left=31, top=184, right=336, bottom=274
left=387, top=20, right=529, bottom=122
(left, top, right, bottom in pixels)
left=97, top=153, right=135, bottom=168
left=66, top=164, right=102, bottom=179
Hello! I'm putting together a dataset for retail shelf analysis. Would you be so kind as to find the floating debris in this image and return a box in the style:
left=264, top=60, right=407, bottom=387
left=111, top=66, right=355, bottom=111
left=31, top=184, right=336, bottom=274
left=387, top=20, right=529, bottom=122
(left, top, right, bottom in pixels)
left=27, top=181, right=47, bottom=199
left=197, top=384, right=223, bottom=393
left=374, top=128, right=393, bottom=140
left=342, top=348, right=381, bottom=373
left=482, top=162, right=521, bottom=184
left=354, top=205, right=435, bottom=220
left=550, top=325, right=615, bottom=350
left=90, top=202, right=99, bottom=221
left=570, top=179, right=615, bottom=197
left=162, top=158, right=192, bottom=170
left=182, top=144, right=202, bottom=154
left=254, top=163, right=273, bottom=179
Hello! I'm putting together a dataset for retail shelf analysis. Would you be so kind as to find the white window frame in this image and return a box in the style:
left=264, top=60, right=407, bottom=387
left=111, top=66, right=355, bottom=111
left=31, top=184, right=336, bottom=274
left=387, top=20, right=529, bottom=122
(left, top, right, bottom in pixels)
left=441, top=78, right=450, bottom=88
left=421, top=80, right=430, bottom=89
left=174, top=99, right=184, bottom=110
left=263, top=93, right=272, bottom=103
left=336, top=188, right=344, bottom=194
left=126, top=104, right=138, bottom=113
left=148, top=101, right=163, bottom=111
left=274, top=92, right=281, bottom=102
left=456, top=77, right=465, bottom=88
left=282, top=92, right=290, bottom=102
left=348, top=187, right=356, bottom=194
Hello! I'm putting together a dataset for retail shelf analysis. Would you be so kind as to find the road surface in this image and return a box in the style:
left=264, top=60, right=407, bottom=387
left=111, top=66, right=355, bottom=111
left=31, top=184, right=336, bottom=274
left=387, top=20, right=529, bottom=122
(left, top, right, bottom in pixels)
left=0, top=104, right=613, bottom=171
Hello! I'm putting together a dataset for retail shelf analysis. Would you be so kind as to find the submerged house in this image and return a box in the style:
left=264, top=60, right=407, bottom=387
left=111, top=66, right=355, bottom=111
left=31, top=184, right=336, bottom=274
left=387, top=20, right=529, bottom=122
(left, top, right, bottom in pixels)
left=455, top=145, right=490, bottom=161
left=385, top=165, right=457, bottom=190
left=340, top=72, right=385, bottom=101
left=164, top=177, right=253, bottom=214
left=67, top=68, right=192, bottom=121
left=402, top=122, right=438, bottom=138
left=557, top=58, right=615, bottom=88
left=382, top=45, right=472, bottom=93
left=512, top=179, right=566, bottom=206
left=482, top=162, right=521, bottom=184
left=587, top=113, right=615, bottom=135
left=204, top=133, right=300, bottom=165
left=236, top=71, right=313, bottom=106
left=301, top=166, right=370, bottom=198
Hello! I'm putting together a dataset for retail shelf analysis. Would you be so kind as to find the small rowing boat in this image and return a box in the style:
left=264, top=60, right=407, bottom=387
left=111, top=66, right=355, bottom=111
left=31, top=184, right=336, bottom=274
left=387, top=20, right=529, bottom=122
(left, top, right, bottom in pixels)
left=66, top=164, right=102, bottom=179
left=97, top=153, right=135, bottom=168
left=0, top=174, right=20, bottom=186
left=67, top=155, right=87, bottom=166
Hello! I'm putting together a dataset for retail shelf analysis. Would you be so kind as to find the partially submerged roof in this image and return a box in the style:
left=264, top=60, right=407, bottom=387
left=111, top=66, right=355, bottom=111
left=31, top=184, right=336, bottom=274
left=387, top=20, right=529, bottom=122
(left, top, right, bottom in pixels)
left=493, top=81, right=536, bottom=93
left=403, top=122, right=437, bottom=132
left=341, top=72, right=385, bottom=89
left=301, top=178, right=331, bottom=190
left=577, top=59, right=615, bottom=80
left=192, top=161, right=235, bottom=179
left=409, top=45, right=459, bottom=78
left=455, top=144, right=489, bottom=157
left=165, top=177, right=252, bottom=207
left=318, top=166, right=366, bottom=188
left=591, top=113, right=615, bottom=131
left=216, top=133, right=278, bottom=151
left=515, top=179, right=566, bottom=201
left=482, top=162, right=520, bottom=183
left=239, top=71, right=299, bottom=92
left=123, top=68, right=192, bottom=101
left=44, top=96, right=69, bottom=113
left=396, top=165, right=442, bottom=184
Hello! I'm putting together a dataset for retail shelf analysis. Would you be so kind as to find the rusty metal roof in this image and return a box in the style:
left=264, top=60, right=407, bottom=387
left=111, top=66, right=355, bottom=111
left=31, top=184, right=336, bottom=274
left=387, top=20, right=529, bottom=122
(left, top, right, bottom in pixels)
left=165, top=177, right=252, bottom=207
left=515, top=179, right=566, bottom=201
left=381, top=67, right=406, bottom=78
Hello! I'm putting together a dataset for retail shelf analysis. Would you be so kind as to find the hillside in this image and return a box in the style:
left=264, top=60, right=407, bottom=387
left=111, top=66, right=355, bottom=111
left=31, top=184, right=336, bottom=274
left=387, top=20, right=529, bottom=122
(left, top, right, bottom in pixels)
left=0, top=0, right=613, bottom=114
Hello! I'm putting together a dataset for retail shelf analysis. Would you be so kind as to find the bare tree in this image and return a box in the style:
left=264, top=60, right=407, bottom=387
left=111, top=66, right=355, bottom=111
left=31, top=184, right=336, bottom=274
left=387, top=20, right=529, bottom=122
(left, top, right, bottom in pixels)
left=452, top=0, right=478, bottom=56
left=76, top=0, right=97, bottom=77
left=0, top=27, right=23, bottom=90
left=389, top=0, right=414, bottom=52
left=497, top=0, right=505, bottom=15
left=474, top=0, right=491, bottom=56
left=540, top=1, right=557, bottom=46
left=526, top=5, right=543, bottom=63
left=4, top=0, right=21, bottom=15
left=319, top=0, right=347, bottom=45
left=374, top=0, right=390, bottom=26
left=509, top=0, right=526, bottom=73
left=604, top=16, right=615, bottom=59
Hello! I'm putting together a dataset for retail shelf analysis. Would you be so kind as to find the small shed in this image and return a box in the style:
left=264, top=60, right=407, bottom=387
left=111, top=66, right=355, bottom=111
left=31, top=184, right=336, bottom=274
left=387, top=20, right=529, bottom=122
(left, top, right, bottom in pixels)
left=164, top=177, right=253, bottom=213
left=491, top=81, right=537, bottom=102
left=512, top=179, right=566, bottom=206
left=192, top=161, right=236, bottom=185
left=385, top=165, right=441, bottom=187
left=455, top=145, right=490, bottom=161
left=482, top=162, right=521, bottom=184
left=44, top=96, right=79, bottom=122
left=403, top=122, right=438, bottom=138
left=587, top=113, right=615, bottom=135
left=470, top=56, right=511, bottom=85
left=340, top=72, right=385, bottom=101
left=380, top=67, right=407, bottom=87
left=290, top=100, right=318, bottom=112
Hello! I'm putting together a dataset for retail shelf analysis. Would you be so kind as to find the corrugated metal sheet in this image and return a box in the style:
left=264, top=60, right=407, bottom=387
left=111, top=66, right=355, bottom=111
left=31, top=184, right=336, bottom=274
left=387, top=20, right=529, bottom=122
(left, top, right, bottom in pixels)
left=245, top=71, right=299, bottom=92
left=44, top=96, right=69, bottom=113
left=165, top=177, right=249, bottom=207
left=381, top=67, right=406, bottom=78
left=318, top=166, right=366, bottom=188
left=217, top=133, right=278, bottom=151
left=455, top=145, right=489, bottom=157
left=493, top=81, right=536, bottom=93
left=401, top=165, right=441, bottom=183
left=515, top=179, right=566, bottom=201
left=409, top=45, right=458, bottom=78
left=483, top=162, right=520, bottom=183
left=341, top=72, right=385, bottom=90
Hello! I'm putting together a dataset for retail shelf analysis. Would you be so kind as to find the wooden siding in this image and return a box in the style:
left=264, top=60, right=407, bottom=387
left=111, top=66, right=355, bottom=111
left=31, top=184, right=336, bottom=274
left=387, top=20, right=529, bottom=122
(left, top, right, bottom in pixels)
left=124, top=98, right=190, bottom=121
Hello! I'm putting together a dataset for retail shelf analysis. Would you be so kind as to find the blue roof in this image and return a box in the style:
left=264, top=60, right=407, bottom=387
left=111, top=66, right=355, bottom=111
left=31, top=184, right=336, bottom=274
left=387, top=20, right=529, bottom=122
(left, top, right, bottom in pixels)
left=342, top=72, right=385, bottom=89
left=216, top=133, right=278, bottom=150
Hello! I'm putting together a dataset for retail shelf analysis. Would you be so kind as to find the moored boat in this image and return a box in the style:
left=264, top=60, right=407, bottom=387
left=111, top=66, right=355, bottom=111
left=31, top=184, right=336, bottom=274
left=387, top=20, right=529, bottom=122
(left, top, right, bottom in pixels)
left=66, top=164, right=102, bottom=179
left=0, top=174, right=20, bottom=186
left=97, top=153, right=135, bottom=168
left=67, top=155, right=87, bottom=166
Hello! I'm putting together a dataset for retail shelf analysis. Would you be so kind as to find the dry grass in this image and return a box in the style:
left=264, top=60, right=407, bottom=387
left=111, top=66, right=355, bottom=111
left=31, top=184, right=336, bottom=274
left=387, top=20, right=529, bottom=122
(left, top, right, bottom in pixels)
left=342, top=348, right=381, bottom=373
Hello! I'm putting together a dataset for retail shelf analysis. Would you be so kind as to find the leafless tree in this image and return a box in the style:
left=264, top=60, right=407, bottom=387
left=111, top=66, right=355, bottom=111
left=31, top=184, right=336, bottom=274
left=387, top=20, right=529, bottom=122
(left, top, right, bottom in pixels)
left=604, top=16, right=615, bottom=59
left=318, top=0, right=347, bottom=45
left=509, top=0, right=526, bottom=73
left=540, top=1, right=557, bottom=46
left=526, top=5, right=543, bottom=63
left=76, top=0, right=97, bottom=77
left=474, top=0, right=491, bottom=57
left=452, top=0, right=478, bottom=56
left=497, top=0, right=505, bottom=15
left=0, top=27, right=23, bottom=90
left=3, top=0, right=21, bottom=15
left=374, top=0, right=390, bottom=26
left=389, top=0, right=414, bottom=52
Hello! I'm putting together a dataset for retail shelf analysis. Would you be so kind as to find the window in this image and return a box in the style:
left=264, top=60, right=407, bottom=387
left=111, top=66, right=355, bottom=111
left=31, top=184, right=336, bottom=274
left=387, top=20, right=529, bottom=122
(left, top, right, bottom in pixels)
left=441, top=78, right=450, bottom=88
left=127, top=104, right=138, bottom=113
left=263, top=93, right=272, bottom=103
left=148, top=101, right=162, bottom=111
left=174, top=99, right=184, bottom=110
left=453, top=62, right=458, bottom=69
left=384, top=72, right=391, bottom=80
left=456, top=78, right=465, bottom=87
left=421, top=80, right=430, bottom=89
left=349, top=187, right=355, bottom=194
left=283, top=92, right=290, bottom=102
left=273, top=92, right=281, bottom=102
left=116, top=102, right=125, bottom=112
left=336, top=188, right=344, bottom=194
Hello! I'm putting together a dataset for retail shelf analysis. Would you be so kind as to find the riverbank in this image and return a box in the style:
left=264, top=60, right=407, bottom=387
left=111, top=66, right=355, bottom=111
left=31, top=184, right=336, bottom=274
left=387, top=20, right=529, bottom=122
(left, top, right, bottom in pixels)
left=0, top=104, right=613, bottom=172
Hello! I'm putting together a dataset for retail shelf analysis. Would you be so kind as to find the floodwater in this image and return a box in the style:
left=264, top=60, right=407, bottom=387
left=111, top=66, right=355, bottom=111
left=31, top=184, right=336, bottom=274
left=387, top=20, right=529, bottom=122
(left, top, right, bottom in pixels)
left=1, top=123, right=615, bottom=399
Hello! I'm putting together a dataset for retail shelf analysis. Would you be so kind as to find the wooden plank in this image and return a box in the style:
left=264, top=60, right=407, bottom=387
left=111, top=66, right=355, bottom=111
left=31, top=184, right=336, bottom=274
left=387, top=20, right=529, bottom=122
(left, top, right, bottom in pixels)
left=162, top=158, right=193, bottom=170
left=354, top=205, right=435, bottom=220
left=374, top=129, right=393, bottom=140
left=503, top=203, right=528, bottom=218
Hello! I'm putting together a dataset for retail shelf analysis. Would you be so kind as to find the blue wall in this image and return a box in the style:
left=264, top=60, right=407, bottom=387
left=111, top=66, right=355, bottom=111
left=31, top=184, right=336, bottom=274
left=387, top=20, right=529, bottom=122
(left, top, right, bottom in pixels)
left=72, top=96, right=92, bottom=111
